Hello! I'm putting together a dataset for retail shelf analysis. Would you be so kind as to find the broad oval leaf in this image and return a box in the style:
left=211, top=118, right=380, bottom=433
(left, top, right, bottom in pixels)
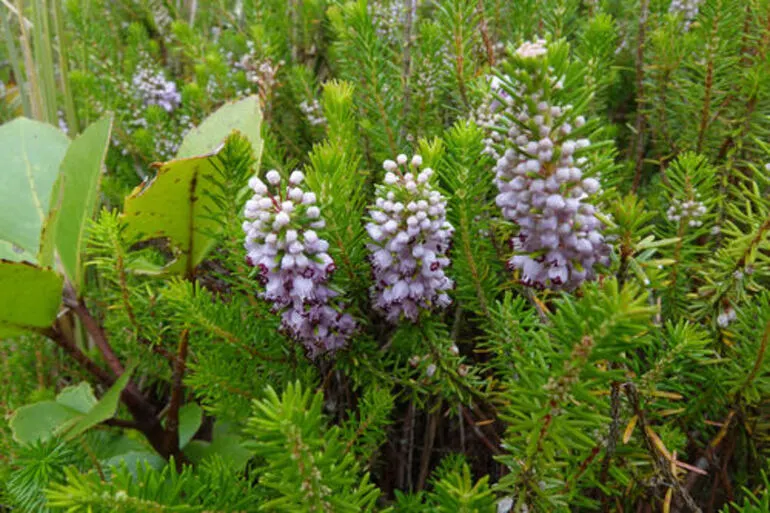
left=56, top=382, right=98, bottom=414
left=176, top=95, right=262, bottom=165
left=49, top=116, right=113, bottom=289
left=9, top=400, right=81, bottom=444
left=101, top=451, right=166, bottom=475
left=178, top=402, right=203, bottom=449
left=183, top=421, right=252, bottom=471
left=9, top=370, right=134, bottom=444
left=122, top=151, right=224, bottom=276
left=0, top=118, right=70, bottom=263
left=122, top=97, right=263, bottom=276
left=61, top=364, right=136, bottom=441
left=0, top=261, right=63, bottom=338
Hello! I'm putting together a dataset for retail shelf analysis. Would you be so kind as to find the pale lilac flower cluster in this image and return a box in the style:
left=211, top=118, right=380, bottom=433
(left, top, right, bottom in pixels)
left=229, top=41, right=281, bottom=97
left=717, top=306, right=737, bottom=328
left=473, top=75, right=514, bottom=160
left=669, top=0, right=702, bottom=27
left=368, top=0, right=409, bottom=46
left=415, top=45, right=451, bottom=105
left=131, top=65, right=181, bottom=112
left=516, top=38, right=548, bottom=59
left=366, top=155, right=454, bottom=322
left=666, top=198, right=706, bottom=227
left=243, top=170, right=355, bottom=356
left=58, top=111, right=69, bottom=136
left=493, top=42, right=611, bottom=290
left=299, top=99, right=326, bottom=126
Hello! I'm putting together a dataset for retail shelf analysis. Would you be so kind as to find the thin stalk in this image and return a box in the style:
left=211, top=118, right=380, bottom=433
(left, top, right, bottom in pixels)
left=737, top=318, right=770, bottom=398
left=187, top=0, right=197, bottom=27
left=15, top=0, right=44, bottom=119
left=476, top=0, right=495, bottom=66
left=417, top=401, right=440, bottom=491
left=631, top=0, right=650, bottom=192
left=52, top=0, right=78, bottom=134
left=0, top=0, right=31, bottom=27
left=165, top=329, right=190, bottom=464
left=625, top=383, right=702, bottom=513
left=31, top=0, right=57, bottom=123
left=599, top=381, right=622, bottom=509
left=42, top=325, right=113, bottom=385
left=1, top=9, right=32, bottom=116
left=399, top=0, right=414, bottom=141
left=696, top=11, right=719, bottom=153
left=451, top=5, right=470, bottom=110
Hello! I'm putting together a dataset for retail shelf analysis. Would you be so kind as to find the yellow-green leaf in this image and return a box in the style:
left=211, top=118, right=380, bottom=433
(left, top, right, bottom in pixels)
left=122, top=150, right=224, bottom=275
left=0, top=118, right=69, bottom=263
left=176, top=95, right=262, bottom=166
left=49, top=116, right=113, bottom=289
left=61, top=365, right=136, bottom=441
left=0, top=260, right=63, bottom=338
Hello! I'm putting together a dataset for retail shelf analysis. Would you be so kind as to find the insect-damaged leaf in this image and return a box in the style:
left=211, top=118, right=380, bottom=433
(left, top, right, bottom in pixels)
left=122, top=96, right=262, bottom=276
left=121, top=149, right=225, bottom=276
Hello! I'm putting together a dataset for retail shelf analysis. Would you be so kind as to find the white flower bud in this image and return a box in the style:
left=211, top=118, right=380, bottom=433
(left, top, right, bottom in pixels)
left=289, top=170, right=304, bottom=185
left=273, top=211, right=290, bottom=229
left=249, top=177, right=267, bottom=194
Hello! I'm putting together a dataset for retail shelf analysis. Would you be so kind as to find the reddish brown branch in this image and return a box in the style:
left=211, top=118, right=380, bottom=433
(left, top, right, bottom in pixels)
left=67, top=298, right=124, bottom=376
left=477, top=0, right=496, bottom=66
left=42, top=325, right=113, bottom=386
left=696, top=15, right=719, bottom=153
left=165, top=329, right=190, bottom=458
left=417, top=403, right=440, bottom=491
left=739, top=318, right=770, bottom=397
left=104, top=418, right=140, bottom=429
left=600, top=381, right=623, bottom=510
left=461, top=406, right=501, bottom=455
left=54, top=299, right=185, bottom=462
left=567, top=444, right=602, bottom=493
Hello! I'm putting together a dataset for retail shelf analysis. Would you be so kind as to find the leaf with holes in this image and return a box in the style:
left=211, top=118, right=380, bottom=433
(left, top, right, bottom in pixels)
left=0, top=261, right=63, bottom=338
left=0, top=118, right=70, bottom=264
left=121, top=149, right=225, bottom=276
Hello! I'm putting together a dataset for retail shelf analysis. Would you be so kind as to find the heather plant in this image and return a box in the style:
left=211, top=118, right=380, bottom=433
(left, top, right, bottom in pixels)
left=366, top=154, right=455, bottom=322
left=1, top=1, right=770, bottom=512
